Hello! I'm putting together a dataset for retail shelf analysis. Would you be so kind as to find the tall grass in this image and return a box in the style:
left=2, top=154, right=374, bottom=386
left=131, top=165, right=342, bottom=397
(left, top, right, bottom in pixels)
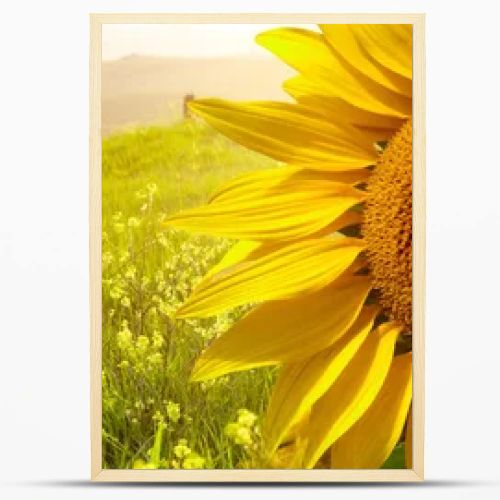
left=102, top=120, right=279, bottom=469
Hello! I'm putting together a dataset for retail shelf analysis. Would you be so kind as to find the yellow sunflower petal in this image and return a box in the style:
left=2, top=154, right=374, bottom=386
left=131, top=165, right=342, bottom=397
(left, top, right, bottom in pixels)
left=189, top=99, right=377, bottom=170
left=176, top=237, right=364, bottom=318
left=284, top=76, right=404, bottom=142
left=203, top=240, right=264, bottom=281
left=330, top=352, right=412, bottom=468
left=268, top=438, right=308, bottom=469
left=210, top=166, right=369, bottom=204
left=201, top=208, right=362, bottom=284
left=256, top=28, right=411, bottom=119
left=351, top=25, right=412, bottom=79
left=164, top=169, right=365, bottom=241
left=280, top=411, right=310, bottom=446
left=264, top=306, right=378, bottom=453
left=191, top=275, right=372, bottom=381
left=302, top=322, right=401, bottom=468
left=405, top=407, right=413, bottom=468
left=320, top=24, right=412, bottom=97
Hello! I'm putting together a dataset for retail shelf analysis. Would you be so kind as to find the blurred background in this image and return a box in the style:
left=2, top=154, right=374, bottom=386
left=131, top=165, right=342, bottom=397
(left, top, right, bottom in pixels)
left=101, top=24, right=315, bottom=135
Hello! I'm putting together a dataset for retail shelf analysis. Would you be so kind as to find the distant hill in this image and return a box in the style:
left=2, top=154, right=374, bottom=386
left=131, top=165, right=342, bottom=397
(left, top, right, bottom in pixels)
left=102, top=54, right=294, bottom=136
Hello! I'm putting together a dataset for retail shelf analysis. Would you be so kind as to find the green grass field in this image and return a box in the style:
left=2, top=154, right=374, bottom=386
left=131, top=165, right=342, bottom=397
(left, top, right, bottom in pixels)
left=101, top=119, right=406, bottom=470
left=102, top=120, right=280, bottom=469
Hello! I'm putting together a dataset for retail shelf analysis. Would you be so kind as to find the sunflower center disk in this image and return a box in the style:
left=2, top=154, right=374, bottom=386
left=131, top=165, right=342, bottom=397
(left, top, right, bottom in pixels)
left=362, top=120, right=413, bottom=333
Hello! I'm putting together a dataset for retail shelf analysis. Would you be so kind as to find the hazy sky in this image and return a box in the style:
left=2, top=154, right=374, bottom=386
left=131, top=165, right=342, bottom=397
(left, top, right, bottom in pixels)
left=102, top=23, right=317, bottom=61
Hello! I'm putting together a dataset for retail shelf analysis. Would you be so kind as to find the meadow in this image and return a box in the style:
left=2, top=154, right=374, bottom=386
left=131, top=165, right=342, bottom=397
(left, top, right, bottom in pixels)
left=101, top=119, right=406, bottom=470
left=102, top=120, right=279, bottom=469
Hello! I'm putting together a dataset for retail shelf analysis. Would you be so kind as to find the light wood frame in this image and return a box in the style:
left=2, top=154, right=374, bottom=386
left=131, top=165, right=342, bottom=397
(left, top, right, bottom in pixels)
left=90, top=13, right=425, bottom=482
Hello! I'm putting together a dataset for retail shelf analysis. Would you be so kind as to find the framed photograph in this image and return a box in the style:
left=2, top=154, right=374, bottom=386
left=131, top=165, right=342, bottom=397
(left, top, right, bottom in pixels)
left=90, top=13, right=425, bottom=482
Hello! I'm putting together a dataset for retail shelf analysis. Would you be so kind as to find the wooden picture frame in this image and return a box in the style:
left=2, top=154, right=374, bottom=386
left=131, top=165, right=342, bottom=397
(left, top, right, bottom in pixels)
left=90, top=13, right=425, bottom=482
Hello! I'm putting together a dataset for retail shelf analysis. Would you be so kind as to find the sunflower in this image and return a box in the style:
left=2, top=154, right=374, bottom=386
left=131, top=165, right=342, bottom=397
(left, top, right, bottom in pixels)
left=164, top=24, right=413, bottom=469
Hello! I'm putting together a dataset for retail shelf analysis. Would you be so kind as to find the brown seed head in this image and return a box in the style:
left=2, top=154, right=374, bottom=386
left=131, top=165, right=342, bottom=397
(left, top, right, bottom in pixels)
left=362, top=120, right=413, bottom=332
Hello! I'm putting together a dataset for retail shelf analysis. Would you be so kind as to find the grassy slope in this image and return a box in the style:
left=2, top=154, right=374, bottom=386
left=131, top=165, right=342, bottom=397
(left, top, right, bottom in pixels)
left=102, top=120, right=279, bottom=469
left=103, top=119, right=278, bottom=214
